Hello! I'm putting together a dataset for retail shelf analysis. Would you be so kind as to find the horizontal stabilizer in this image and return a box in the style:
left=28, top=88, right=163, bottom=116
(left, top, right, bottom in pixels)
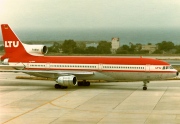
left=0, top=65, right=25, bottom=70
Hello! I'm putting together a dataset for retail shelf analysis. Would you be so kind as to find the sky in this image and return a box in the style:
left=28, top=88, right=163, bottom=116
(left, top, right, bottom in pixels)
left=0, top=0, right=180, bottom=41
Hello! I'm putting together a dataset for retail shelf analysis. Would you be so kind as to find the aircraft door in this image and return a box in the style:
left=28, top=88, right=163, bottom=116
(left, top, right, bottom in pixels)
left=146, top=64, right=150, bottom=72
left=98, top=63, right=103, bottom=71
left=145, top=64, right=151, bottom=80
left=26, top=63, right=29, bottom=69
left=46, top=63, right=50, bottom=70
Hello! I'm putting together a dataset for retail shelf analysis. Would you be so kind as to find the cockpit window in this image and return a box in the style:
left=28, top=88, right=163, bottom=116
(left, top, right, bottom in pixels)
left=170, top=66, right=174, bottom=69
left=163, top=66, right=174, bottom=70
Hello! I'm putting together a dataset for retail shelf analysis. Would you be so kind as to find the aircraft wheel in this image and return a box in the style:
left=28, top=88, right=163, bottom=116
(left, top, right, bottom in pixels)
left=86, top=81, right=90, bottom=86
left=84, top=82, right=88, bottom=86
left=143, top=87, right=147, bottom=90
left=78, top=82, right=83, bottom=86
left=55, top=84, right=61, bottom=89
left=78, top=81, right=90, bottom=86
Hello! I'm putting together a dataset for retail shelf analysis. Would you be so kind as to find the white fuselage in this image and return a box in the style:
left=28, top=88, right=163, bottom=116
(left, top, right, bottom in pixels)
left=9, top=62, right=177, bottom=81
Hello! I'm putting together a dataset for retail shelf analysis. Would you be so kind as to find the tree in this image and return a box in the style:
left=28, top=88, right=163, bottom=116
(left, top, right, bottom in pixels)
left=62, top=40, right=77, bottom=54
left=116, top=45, right=129, bottom=54
left=153, top=49, right=162, bottom=54
left=85, top=46, right=97, bottom=54
left=74, top=42, right=86, bottom=54
left=48, top=42, right=61, bottom=53
left=175, top=45, right=180, bottom=54
left=96, top=41, right=111, bottom=54
left=135, top=43, right=142, bottom=52
left=0, top=45, right=4, bottom=51
left=129, top=43, right=136, bottom=54
left=157, top=41, right=175, bottom=52
left=121, top=45, right=129, bottom=51
left=116, top=48, right=128, bottom=54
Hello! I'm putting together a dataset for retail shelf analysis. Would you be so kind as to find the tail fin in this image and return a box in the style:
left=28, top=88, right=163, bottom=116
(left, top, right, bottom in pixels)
left=1, top=24, right=28, bottom=58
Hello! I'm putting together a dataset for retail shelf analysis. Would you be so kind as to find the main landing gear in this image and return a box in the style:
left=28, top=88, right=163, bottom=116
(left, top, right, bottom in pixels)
left=78, top=80, right=90, bottom=86
left=54, top=84, right=68, bottom=89
left=143, top=81, right=149, bottom=90
left=54, top=80, right=90, bottom=89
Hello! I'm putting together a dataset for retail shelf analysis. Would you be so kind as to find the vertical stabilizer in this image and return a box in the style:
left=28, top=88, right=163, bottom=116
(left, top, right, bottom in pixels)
left=1, top=24, right=28, bottom=58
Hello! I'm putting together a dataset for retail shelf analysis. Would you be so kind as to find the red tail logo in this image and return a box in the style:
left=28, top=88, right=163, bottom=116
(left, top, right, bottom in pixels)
left=5, top=41, right=19, bottom=48
left=1, top=24, right=46, bottom=60
left=1, top=24, right=30, bottom=60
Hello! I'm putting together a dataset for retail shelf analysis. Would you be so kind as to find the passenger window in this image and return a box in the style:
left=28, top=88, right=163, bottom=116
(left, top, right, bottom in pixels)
left=162, top=66, right=165, bottom=70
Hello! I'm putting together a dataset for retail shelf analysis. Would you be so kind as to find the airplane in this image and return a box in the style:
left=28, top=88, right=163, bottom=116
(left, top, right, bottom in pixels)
left=0, top=24, right=178, bottom=90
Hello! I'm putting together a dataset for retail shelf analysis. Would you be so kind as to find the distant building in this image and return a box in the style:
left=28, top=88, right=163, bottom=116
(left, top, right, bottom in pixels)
left=141, top=44, right=158, bottom=54
left=111, top=37, right=120, bottom=53
left=86, top=42, right=98, bottom=48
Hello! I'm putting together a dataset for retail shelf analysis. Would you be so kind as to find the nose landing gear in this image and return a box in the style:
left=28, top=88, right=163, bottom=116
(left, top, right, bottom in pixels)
left=143, top=81, right=149, bottom=90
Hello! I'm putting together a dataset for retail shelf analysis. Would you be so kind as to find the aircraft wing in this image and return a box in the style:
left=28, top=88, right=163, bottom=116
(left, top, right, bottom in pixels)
left=0, top=65, right=25, bottom=69
left=0, top=69, right=94, bottom=76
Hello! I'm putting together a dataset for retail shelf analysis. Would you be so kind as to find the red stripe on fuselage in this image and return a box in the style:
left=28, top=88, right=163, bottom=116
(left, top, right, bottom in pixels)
left=9, top=56, right=169, bottom=65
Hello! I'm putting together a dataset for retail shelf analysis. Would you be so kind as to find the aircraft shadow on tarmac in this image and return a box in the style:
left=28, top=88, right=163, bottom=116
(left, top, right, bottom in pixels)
left=2, top=77, right=179, bottom=91
left=0, top=80, right=167, bottom=91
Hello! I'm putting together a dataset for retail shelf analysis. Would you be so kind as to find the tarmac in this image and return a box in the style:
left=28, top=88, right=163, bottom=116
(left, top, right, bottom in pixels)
left=1, top=72, right=180, bottom=124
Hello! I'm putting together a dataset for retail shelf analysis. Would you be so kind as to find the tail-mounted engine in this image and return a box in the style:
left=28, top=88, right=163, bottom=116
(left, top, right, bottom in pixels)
left=56, top=75, right=77, bottom=86
left=23, top=43, right=48, bottom=56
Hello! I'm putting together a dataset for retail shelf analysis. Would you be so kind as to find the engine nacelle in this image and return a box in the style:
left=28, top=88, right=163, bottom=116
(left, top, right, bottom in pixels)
left=56, top=75, right=77, bottom=86
left=2, top=58, right=9, bottom=65
left=23, top=43, right=48, bottom=56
